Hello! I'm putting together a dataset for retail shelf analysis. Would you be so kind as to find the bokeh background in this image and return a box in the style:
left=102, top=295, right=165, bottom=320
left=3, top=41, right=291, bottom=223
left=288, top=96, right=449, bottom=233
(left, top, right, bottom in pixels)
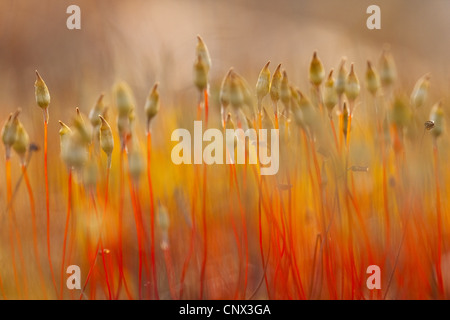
left=1, top=0, right=450, bottom=117
left=1, top=0, right=450, bottom=300
left=2, top=0, right=450, bottom=173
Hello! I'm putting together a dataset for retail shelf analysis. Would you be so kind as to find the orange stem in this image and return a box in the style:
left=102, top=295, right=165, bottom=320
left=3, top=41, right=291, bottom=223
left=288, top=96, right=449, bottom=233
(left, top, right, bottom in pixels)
left=346, top=113, right=352, bottom=148
left=231, top=162, right=248, bottom=298
left=80, top=168, right=113, bottom=300
left=147, top=131, right=159, bottom=300
left=199, top=163, right=208, bottom=299
left=204, top=88, right=209, bottom=127
left=199, top=91, right=209, bottom=299
left=44, top=120, right=58, bottom=295
left=433, top=142, right=444, bottom=297
left=258, top=174, right=271, bottom=299
left=22, top=163, right=47, bottom=299
left=5, top=158, right=21, bottom=298
left=115, top=149, right=133, bottom=300
left=60, top=169, right=72, bottom=299
left=89, top=188, right=112, bottom=300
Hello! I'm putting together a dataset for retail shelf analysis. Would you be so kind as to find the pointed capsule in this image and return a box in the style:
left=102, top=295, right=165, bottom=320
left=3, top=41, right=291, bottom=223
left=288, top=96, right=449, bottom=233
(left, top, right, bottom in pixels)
left=145, top=82, right=160, bottom=130
left=234, top=71, right=254, bottom=116
left=379, top=47, right=396, bottom=87
left=366, top=61, right=380, bottom=96
left=58, top=121, right=72, bottom=138
left=99, top=115, right=114, bottom=168
left=345, top=64, right=360, bottom=102
left=114, top=81, right=135, bottom=118
left=61, top=131, right=88, bottom=171
left=74, top=108, right=92, bottom=145
left=193, top=54, right=208, bottom=92
left=58, top=120, right=71, bottom=164
left=220, top=68, right=233, bottom=109
left=430, top=101, right=444, bottom=138
left=256, top=61, right=271, bottom=102
left=12, top=120, right=30, bottom=163
left=335, top=57, right=347, bottom=96
left=280, top=70, right=291, bottom=112
left=35, top=71, right=50, bottom=110
left=324, top=69, right=338, bottom=115
left=114, top=82, right=134, bottom=145
left=309, top=51, right=325, bottom=86
left=270, top=64, right=282, bottom=102
left=196, top=35, right=211, bottom=73
left=229, top=71, right=245, bottom=111
left=2, top=110, right=20, bottom=158
left=410, top=73, right=430, bottom=109
left=89, top=94, right=105, bottom=128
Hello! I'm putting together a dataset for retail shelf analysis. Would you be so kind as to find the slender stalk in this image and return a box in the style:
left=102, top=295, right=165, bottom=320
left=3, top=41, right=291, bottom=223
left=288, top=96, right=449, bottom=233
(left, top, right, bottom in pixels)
left=346, top=112, right=353, bottom=148
left=80, top=240, right=100, bottom=300
left=5, top=158, right=21, bottom=298
left=103, top=165, right=112, bottom=299
left=135, top=185, right=152, bottom=294
left=60, top=169, right=72, bottom=299
left=338, top=96, right=344, bottom=151
left=308, top=234, right=322, bottom=299
left=433, top=140, right=444, bottom=297
left=204, top=88, right=209, bottom=127
left=179, top=158, right=200, bottom=299
left=43, top=113, right=57, bottom=295
left=381, top=129, right=390, bottom=253
left=147, top=131, right=159, bottom=300
left=383, top=219, right=407, bottom=299
left=231, top=162, right=248, bottom=298
left=115, top=148, right=125, bottom=298
left=114, top=148, right=133, bottom=300
left=258, top=174, right=270, bottom=298
left=199, top=91, right=209, bottom=299
left=88, top=189, right=112, bottom=300
left=129, top=180, right=145, bottom=300
left=22, top=163, right=47, bottom=299
left=230, top=200, right=243, bottom=300
left=199, top=162, right=208, bottom=299
left=286, top=177, right=305, bottom=299
left=80, top=167, right=114, bottom=300
left=223, top=149, right=243, bottom=299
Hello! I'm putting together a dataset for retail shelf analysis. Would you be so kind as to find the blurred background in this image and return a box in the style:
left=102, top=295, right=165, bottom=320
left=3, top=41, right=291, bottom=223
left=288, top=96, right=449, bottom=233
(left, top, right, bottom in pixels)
left=1, top=0, right=450, bottom=121
left=1, top=0, right=450, bottom=299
